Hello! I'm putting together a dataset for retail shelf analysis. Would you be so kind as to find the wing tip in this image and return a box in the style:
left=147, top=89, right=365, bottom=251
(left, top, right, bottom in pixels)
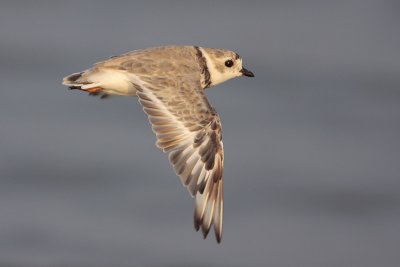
left=215, top=231, right=222, bottom=244
left=194, top=212, right=201, bottom=231
left=193, top=179, right=223, bottom=244
left=201, top=225, right=211, bottom=239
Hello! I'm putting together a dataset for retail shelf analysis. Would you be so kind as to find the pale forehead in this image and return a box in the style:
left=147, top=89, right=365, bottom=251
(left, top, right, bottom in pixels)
left=204, top=48, right=240, bottom=60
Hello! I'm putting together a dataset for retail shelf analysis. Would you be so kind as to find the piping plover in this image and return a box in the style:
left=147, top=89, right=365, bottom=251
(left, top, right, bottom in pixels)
left=63, top=45, right=254, bottom=243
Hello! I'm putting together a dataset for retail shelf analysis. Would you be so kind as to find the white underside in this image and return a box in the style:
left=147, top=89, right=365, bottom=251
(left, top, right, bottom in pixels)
left=90, top=69, right=140, bottom=96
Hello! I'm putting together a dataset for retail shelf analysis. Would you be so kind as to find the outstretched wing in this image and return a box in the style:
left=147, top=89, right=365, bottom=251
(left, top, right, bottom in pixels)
left=136, top=75, right=224, bottom=243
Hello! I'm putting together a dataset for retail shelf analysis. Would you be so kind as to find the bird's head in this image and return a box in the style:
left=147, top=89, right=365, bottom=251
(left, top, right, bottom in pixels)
left=201, top=47, right=254, bottom=86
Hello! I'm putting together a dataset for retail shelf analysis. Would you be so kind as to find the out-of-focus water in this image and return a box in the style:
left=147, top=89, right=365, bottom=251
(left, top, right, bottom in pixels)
left=1, top=1, right=400, bottom=266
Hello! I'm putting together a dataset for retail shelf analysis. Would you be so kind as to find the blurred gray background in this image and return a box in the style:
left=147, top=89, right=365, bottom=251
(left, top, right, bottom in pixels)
left=1, top=0, right=400, bottom=266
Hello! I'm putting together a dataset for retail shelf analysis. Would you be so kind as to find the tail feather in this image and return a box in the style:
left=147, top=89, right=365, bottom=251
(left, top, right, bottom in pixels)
left=63, top=71, right=108, bottom=98
left=64, top=72, right=83, bottom=83
left=63, top=72, right=83, bottom=88
left=63, top=71, right=101, bottom=90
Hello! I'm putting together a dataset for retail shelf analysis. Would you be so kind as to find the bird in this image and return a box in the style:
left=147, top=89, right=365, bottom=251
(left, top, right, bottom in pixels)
left=62, top=45, right=254, bottom=243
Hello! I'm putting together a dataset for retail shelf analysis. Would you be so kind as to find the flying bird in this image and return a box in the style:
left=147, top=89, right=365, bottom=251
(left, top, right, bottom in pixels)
left=62, top=45, right=254, bottom=243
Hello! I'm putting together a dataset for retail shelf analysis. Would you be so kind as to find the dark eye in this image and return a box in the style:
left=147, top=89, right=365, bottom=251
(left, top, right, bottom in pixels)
left=225, top=59, right=234, bottom=67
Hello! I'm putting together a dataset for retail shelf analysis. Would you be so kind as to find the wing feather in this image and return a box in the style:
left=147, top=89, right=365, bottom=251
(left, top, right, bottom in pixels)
left=137, top=75, right=224, bottom=243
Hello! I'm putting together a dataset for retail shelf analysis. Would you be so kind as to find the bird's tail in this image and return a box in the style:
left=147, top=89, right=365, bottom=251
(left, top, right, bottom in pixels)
left=63, top=71, right=107, bottom=97
left=63, top=71, right=100, bottom=90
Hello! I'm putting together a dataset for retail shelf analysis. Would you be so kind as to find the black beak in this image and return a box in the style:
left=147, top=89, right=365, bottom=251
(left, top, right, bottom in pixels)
left=241, top=68, right=255, bottom=77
